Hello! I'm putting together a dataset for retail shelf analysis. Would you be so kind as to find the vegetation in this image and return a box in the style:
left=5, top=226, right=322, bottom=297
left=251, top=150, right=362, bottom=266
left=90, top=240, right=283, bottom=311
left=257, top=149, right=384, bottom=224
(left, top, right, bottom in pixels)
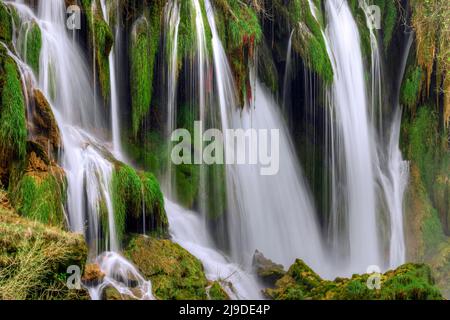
left=23, top=22, right=42, bottom=75
left=265, top=259, right=443, bottom=300
left=0, top=47, right=27, bottom=185
left=213, top=0, right=263, bottom=104
left=0, top=203, right=89, bottom=300
left=111, top=163, right=168, bottom=243
left=125, top=236, right=209, bottom=300
left=81, top=0, right=113, bottom=104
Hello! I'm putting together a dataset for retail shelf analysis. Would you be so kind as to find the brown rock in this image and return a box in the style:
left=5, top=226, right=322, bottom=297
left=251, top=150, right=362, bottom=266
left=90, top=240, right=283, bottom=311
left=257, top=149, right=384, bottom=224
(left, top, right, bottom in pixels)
left=82, top=263, right=105, bottom=287
left=31, top=89, right=61, bottom=156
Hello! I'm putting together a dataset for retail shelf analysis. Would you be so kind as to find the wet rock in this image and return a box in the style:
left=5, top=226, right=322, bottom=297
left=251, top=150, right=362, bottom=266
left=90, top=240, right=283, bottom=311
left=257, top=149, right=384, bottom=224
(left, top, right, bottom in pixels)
left=30, top=89, right=61, bottom=157
left=252, top=250, right=286, bottom=287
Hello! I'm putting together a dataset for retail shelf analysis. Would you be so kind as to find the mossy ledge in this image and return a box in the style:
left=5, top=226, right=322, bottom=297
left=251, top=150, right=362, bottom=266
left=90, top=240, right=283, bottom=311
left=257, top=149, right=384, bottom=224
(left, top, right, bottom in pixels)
left=125, top=235, right=229, bottom=300
left=264, top=259, right=443, bottom=300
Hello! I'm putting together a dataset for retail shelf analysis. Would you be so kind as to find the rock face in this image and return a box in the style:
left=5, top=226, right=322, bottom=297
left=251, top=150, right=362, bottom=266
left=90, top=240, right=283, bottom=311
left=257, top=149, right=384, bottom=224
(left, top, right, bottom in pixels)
left=0, top=202, right=89, bottom=300
left=265, top=259, right=444, bottom=300
left=30, top=89, right=61, bottom=157
left=252, top=250, right=286, bottom=287
left=125, top=235, right=229, bottom=300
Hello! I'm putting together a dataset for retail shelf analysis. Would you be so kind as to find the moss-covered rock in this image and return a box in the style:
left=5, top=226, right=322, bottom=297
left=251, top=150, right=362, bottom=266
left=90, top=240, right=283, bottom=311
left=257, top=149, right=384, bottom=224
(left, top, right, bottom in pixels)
left=111, top=163, right=168, bottom=243
left=19, top=21, right=42, bottom=75
left=265, top=259, right=444, bottom=300
left=0, top=2, right=13, bottom=43
left=9, top=151, right=67, bottom=228
left=81, top=0, right=113, bottom=104
left=129, top=1, right=165, bottom=138
left=0, top=46, right=27, bottom=186
left=125, top=236, right=209, bottom=300
left=213, top=0, right=262, bottom=105
left=401, top=66, right=423, bottom=112
left=0, top=203, right=89, bottom=300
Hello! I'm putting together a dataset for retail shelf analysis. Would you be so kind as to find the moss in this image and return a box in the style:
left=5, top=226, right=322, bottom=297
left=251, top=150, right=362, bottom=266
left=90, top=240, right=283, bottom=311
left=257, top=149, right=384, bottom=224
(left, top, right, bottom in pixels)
left=81, top=0, right=113, bottom=104
left=213, top=0, right=262, bottom=105
left=0, top=205, right=89, bottom=300
left=348, top=0, right=372, bottom=60
left=208, top=281, right=230, bottom=300
left=111, top=163, right=168, bottom=243
left=178, top=0, right=212, bottom=64
left=130, top=18, right=151, bottom=138
left=0, top=2, right=12, bottom=43
left=22, top=22, right=42, bottom=75
left=125, top=236, right=209, bottom=300
left=140, top=171, right=168, bottom=234
left=10, top=168, right=67, bottom=228
left=0, top=48, right=27, bottom=169
left=401, top=66, right=423, bottom=111
left=111, top=164, right=142, bottom=242
left=265, top=259, right=444, bottom=300
left=178, top=0, right=196, bottom=63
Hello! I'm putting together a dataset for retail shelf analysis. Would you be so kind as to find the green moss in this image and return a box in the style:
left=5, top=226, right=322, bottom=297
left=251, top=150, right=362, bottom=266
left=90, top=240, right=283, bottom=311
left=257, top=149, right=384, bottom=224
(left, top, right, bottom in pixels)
left=348, top=0, right=372, bottom=60
left=10, top=170, right=67, bottom=228
left=125, top=236, right=209, bottom=300
left=24, top=22, right=42, bottom=75
left=271, top=0, right=333, bottom=84
left=408, top=107, right=439, bottom=189
left=81, top=0, right=113, bottom=104
left=265, top=259, right=444, bottom=300
left=0, top=2, right=12, bottom=43
left=111, top=163, right=168, bottom=243
left=111, top=164, right=142, bottom=242
left=208, top=281, right=229, bottom=300
left=213, top=0, right=262, bottom=104
left=140, top=171, right=168, bottom=234
left=0, top=48, right=27, bottom=165
left=401, top=66, right=423, bottom=110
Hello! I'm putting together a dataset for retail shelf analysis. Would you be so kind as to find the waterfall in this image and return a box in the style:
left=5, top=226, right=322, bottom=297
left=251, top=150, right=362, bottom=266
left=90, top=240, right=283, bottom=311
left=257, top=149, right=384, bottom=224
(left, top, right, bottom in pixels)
left=100, top=0, right=124, bottom=160
left=9, top=0, right=152, bottom=299
left=159, top=0, right=262, bottom=299
left=163, top=0, right=180, bottom=197
left=324, top=0, right=381, bottom=274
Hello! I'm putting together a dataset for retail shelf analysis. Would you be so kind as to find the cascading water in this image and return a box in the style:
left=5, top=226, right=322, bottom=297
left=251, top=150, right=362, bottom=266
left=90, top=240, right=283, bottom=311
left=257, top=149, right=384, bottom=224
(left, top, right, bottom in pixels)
left=163, top=0, right=180, bottom=197
left=9, top=0, right=152, bottom=299
left=205, top=0, right=327, bottom=276
left=159, top=0, right=262, bottom=299
left=100, top=0, right=124, bottom=160
left=324, top=0, right=381, bottom=274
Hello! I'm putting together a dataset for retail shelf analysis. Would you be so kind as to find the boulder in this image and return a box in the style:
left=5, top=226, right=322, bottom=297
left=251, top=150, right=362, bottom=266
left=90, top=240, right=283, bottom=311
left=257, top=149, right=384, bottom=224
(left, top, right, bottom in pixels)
left=252, top=250, right=286, bottom=287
